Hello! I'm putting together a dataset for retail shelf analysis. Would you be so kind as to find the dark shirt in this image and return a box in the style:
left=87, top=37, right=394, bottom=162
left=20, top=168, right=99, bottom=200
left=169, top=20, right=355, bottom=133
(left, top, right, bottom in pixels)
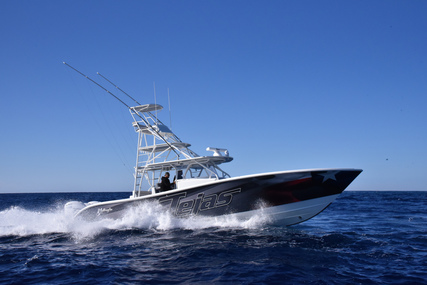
left=160, top=176, right=172, bottom=191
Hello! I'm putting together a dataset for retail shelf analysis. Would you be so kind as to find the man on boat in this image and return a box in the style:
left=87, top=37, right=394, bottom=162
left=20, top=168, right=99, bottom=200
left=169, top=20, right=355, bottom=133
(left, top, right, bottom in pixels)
left=160, top=172, right=173, bottom=192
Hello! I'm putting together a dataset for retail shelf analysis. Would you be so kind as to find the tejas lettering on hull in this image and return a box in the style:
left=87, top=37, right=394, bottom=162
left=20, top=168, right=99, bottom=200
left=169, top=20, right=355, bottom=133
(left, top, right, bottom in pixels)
left=159, top=188, right=242, bottom=217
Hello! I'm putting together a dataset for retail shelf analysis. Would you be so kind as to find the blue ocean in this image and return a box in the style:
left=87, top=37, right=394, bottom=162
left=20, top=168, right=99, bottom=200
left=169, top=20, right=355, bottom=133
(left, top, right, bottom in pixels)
left=0, top=191, right=426, bottom=284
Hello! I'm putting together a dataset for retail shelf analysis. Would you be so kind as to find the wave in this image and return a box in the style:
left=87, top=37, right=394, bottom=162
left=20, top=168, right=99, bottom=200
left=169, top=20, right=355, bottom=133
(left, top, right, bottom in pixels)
left=0, top=201, right=268, bottom=241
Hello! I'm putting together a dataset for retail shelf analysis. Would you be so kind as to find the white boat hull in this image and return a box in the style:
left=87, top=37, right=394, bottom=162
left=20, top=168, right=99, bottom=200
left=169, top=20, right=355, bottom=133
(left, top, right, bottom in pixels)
left=229, top=194, right=340, bottom=226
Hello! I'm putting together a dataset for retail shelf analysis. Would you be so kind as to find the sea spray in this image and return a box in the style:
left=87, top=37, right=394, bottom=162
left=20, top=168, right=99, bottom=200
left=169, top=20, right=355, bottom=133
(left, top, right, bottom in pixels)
left=0, top=200, right=269, bottom=241
left=0, top=206, right=71, bottom=236
left=92, top=201, right=269, bottom=231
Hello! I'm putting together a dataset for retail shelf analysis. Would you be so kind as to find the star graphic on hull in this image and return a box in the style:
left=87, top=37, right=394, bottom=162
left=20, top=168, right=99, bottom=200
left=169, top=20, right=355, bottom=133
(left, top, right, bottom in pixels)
left=319, top=171, right=339, bottom=183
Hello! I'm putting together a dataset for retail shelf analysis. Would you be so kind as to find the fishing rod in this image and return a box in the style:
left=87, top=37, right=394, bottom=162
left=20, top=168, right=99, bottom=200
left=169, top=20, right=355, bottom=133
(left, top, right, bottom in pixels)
left=63, top=62, right=180, bottom=156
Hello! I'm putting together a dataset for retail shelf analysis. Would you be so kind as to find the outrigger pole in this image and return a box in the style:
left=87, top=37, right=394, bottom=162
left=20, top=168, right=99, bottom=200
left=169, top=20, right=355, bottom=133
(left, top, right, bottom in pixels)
left=97, top=72, right=141, bottom=105
left=97, top=71, right=178, bottom=139
left=63, top=62, right=130, bottom=108
left=63, top=62, right=180, bottom=156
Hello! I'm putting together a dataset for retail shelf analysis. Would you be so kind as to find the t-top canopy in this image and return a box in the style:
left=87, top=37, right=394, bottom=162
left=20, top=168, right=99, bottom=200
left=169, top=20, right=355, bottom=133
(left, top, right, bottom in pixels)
left=137, top=156, right=233, bottom=171
left=132, top=104, right=163, bottom=113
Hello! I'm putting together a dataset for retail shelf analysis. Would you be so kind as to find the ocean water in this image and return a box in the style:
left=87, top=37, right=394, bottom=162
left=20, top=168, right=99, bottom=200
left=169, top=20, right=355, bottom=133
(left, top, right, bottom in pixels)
left=0, top=191, right=426, bottom=284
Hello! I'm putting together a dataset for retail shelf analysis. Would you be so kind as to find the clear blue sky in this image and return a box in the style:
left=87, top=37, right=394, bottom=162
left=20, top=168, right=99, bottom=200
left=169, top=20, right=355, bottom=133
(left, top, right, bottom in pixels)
left=1, top=1, right=426, bottom=193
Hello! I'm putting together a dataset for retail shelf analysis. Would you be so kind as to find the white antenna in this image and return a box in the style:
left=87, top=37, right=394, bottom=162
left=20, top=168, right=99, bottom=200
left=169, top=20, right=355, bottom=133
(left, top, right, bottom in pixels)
left=153, top=82, right=158, bottom=121
left=168, top=88, right=172, bottom=130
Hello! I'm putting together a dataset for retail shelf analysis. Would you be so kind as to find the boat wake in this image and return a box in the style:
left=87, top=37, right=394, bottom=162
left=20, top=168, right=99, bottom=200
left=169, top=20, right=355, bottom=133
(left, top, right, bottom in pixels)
left=0, top=201, right=269, bottom=241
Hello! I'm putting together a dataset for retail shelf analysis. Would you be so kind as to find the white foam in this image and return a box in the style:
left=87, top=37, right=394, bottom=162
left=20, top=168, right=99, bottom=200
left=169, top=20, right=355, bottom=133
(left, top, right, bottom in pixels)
left=0, top=201, right=268, bottom=241
left=0, top=206, right=71, bottom=236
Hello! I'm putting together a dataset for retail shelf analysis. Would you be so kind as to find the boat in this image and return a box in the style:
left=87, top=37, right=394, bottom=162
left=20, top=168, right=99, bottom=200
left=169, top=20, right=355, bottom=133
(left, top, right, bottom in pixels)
left=63, top=64, right=362, bottom=225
